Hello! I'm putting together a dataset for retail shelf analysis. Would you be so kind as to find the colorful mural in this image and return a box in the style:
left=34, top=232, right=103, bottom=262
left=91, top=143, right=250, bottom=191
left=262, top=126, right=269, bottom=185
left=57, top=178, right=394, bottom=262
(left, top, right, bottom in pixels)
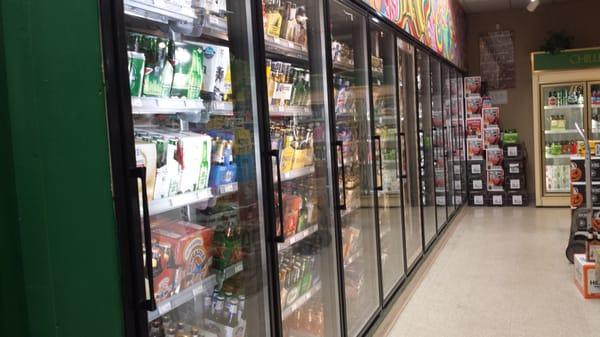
left=365, top=0, right=466, bottom=68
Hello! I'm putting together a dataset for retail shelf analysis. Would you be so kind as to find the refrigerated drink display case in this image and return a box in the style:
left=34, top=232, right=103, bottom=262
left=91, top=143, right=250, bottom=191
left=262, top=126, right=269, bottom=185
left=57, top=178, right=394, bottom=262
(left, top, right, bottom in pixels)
left=416, top=50, right=437, bottom=247
left=540, top=83, right=585, bottom=195
left=370, top=23, right=407, bottom=300
left=329, top=2, right=381, bottom=336
left=262, top=1, right=343, bottom=337
left=431, top=59, right=447, bottom=227
left=442, top=65, right=455, bottom=217
left=396, top=38, right=422, bottom=269
left=590, top=82, right=600, bottom=139
left=121, top=1, right=272, bottom=336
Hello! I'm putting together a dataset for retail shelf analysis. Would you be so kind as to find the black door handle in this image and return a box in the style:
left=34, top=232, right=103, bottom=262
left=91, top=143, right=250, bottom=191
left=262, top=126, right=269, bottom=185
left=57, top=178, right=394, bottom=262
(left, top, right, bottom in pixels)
left=132, top=166, right=157, bottom=312
left=271, top=149, right=286, bottom=243
left=336, top=141, right=347, bottom=210
left=374, top=135, right=383, bottom=191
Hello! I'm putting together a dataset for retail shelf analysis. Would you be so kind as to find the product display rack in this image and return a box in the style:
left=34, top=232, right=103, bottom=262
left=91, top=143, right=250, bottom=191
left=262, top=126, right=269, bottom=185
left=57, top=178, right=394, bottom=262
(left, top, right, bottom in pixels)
left=100, top=0, right=467, bottom=337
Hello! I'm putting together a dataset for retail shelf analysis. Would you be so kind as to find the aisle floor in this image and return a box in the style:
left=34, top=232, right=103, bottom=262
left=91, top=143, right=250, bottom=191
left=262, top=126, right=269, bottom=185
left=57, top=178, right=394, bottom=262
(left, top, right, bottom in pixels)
left=377, top=206, right=600, bottom=337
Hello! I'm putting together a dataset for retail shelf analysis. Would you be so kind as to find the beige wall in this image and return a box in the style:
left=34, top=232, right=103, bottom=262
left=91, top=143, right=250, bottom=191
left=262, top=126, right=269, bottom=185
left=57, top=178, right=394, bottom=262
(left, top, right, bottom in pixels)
left=465, top=0, right=600, bottom=199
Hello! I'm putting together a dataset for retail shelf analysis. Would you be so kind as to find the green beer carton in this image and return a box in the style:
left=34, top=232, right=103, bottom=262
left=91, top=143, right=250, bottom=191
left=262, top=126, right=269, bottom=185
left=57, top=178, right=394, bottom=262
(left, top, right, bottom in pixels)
left=127, top=51, right=145, bottom=97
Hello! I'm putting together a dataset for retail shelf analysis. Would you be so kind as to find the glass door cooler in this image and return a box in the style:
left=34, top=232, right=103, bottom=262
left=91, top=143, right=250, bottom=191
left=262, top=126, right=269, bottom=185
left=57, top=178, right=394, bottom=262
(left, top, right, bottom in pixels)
left=450, top=69, right=463, bottom=208
left=589, top=82, right=600, bottom=140
left=261, top=1, right=343, bottom=337
left=431, top=59, right=447, bottom=229
left=540, top=83, right=585, bottom=197
left=416, top=50, right=437, bottom=247
left=442, top=65, right=455, bottom=218
left=396, top=38, right=422, bottom=270
left=119, top=1, right=273, bottom=336
left=329, top=1, right=381, bottom=337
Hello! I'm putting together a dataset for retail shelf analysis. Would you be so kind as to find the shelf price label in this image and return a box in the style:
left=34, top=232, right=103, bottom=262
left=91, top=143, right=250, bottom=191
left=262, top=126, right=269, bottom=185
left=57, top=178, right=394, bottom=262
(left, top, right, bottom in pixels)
left=513, top=195, right=523, bottom=205
left=157, top=301, right=172, bottom=315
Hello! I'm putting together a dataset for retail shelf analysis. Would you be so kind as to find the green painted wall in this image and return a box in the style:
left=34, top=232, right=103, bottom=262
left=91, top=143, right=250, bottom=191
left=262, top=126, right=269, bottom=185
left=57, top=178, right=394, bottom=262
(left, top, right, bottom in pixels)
left=0, top=0, right=125, bottom=336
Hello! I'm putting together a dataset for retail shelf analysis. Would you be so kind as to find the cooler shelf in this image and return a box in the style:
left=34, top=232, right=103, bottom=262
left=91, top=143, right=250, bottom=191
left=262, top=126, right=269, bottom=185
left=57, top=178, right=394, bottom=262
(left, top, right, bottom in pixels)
left=344, top=250, right=362, bottom=268
left=277, top=166, right=316, bottom=182
left=264, top=35, right=309, bottom=61
left=149, top=274, right=217, bottom=322
left=270, top=105, right=312, bottom=117
left=149, top=188, right=213, bottom=216
left=278, top=224, right=319, bottom=252
left=131, top=97, right=205, bottom=115
left=124, top=0, right=196, bottom=24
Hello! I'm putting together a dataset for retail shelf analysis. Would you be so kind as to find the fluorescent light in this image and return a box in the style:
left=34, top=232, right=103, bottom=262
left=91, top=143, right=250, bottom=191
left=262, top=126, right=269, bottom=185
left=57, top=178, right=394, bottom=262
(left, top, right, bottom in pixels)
left=527, top=0, right=540, bottom=12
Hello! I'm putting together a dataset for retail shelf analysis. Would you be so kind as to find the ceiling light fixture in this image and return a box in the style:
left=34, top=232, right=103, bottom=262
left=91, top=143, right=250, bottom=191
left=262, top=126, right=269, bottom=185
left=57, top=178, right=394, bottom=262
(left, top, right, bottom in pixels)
left=527, top=0, right=540, bottom=12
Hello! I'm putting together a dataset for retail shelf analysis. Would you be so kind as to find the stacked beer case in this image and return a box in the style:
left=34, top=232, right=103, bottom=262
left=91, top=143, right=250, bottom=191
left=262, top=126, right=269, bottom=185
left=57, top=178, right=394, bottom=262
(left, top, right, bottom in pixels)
left=465, top=76, right=528, bottom=206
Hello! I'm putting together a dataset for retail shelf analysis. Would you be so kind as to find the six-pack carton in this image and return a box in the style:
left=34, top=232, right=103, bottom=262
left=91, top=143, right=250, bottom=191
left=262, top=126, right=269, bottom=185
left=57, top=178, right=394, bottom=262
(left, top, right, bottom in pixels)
left=152, top=218, right=214, bottom=291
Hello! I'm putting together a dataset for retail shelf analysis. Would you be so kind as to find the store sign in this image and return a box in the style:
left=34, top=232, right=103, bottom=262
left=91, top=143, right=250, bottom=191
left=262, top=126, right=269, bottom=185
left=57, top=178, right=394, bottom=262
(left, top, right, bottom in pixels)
left=533, top=49, right=600, bottom=71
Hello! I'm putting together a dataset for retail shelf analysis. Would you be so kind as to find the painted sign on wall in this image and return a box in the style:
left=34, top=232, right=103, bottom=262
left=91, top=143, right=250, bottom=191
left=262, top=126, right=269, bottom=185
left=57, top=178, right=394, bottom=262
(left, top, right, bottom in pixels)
left=364, top=0, right=466, bottom=68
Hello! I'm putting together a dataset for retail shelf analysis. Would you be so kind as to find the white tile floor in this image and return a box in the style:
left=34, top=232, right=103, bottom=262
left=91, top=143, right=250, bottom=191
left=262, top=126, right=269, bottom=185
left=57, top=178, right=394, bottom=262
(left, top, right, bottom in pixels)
left=382, top=206, right=600, bottom=337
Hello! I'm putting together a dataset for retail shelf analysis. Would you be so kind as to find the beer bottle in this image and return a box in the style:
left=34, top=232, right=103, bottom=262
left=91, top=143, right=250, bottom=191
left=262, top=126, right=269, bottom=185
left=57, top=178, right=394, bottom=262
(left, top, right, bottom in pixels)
left=150, top=320, right=164, bottom=337
left=190, top=327, right=200, bottom=337
left=165, top=327, right=176, bottom=337
left=224, top=298, right=239, bottom=326
left=237, top=294, right=246, bottom=320
left=175, top=322, right=187, bottom=337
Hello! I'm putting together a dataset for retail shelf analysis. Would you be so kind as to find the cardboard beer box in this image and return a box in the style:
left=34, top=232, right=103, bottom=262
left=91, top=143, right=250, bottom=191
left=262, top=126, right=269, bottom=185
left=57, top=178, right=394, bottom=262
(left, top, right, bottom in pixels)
left=468, top=160, right=485, bottom=176
left=570, top=157, right=600, bottom=182
left=128, top=51, right=145, bottom=97
left=152, top=218, right=214, bottom=290
left=489, top=191, right=506, bottom=206
left=178, top=134, right=212, bottom=193
left=464, top=76, right=482, bottom=97
left=482, top=107, right=500, bottom=127
left=484, top=127, right=501, bottom=148
left=486, top=147, right=504, bottom=169
left=467, top=138, right=484, bottom=161
left=487, top=168, right=505, bottom=191
left=201, top=44, right=230, bottom=99
left=466, top=117, right=483, bottom=139
left=135, top=141, right=158, bottom=200
left=466, top=96, right=483, bottom=118
left=150, top=131, right=182, bottom=199
left=574, top=254, right=600, bottom=299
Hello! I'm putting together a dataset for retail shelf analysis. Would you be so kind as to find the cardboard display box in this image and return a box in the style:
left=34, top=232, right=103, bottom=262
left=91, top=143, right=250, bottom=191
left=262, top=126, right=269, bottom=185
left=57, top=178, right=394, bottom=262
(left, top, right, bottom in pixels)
left=469, top=192, right=487, bottom=206
left=574, top=254, right=600, bottom=299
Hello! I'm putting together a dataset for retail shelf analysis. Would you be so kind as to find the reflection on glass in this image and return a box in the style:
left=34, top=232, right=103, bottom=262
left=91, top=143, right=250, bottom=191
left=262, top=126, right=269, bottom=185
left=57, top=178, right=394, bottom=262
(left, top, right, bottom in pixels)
left=541, top=83, right=585, bottom=194
left=458, top=74, right=467, bottom=202
left=330, top=2, right=379, bottom=337
left=431, top=59, right=447, bottom=228
left=417, top=50, right=436, bottom=246
left=124, top=0, right=273, bottom=335
left=450, top=69, right=462, bottom=208
left=262, top=1, right=342, bottom=337
left=397, top=38, right=422, bottom=269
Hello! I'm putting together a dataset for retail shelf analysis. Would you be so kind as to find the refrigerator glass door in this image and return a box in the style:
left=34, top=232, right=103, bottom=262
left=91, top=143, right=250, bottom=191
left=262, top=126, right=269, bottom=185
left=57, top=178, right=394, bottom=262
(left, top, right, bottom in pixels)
left=330, top=3, right=381, bottom=334
left=589, top=82, right=600, bottom=140
left=370, top=23, right=406, bottom=300
left=458, top=74, right=467, bottom=202
left=450, top=69, right=462, bottom=208
left=540, top=83, right=585, bottom=194
left=262, top=1, right=342, bottom=336
left=442, top=65, right=455, bottom=219
left=431, top=59, right=447, bottom=228
left=122, top=1, right=272, bottom=335
left=397, top=38, right=422, bottom=269
left=416, top=50, right=436, bottom=246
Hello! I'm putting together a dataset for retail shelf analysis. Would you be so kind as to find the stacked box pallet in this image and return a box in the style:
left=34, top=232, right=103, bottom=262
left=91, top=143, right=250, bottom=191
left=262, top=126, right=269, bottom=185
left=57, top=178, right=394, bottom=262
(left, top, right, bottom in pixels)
left=504, top=142, right=529, bottom=206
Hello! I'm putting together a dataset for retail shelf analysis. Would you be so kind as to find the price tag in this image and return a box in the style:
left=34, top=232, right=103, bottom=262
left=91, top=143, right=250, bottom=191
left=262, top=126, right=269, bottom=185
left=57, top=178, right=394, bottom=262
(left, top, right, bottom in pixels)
left=209, top=15, right=220, bottom=25
left=455, top=196, right=462, bottom=204
left=157, top=301, right=172, bottom=315
left=473, top=180, right=483, bottom=190
left=474, top=195, right=484, bottom=205
left=436, top=196, right=446, bottom=205
left=131, top=97, right=142, bottom=107
left=214, top=101, right=225, bottom=110
left=454, top=181, right=461, bottom=190
left=510, top=179, right=521, bottom=190
left=192, top=284, right=204, bottom=297
left=288, top=40, right=295, bottom=48
left=272, top=83, right=293, bottom=101
left=471, top=164, right=481, bottom=175
left=507, top=146, right=518, bottom=157
left=493, top=195, right=503, bottom=205
left=513, top=195, right=523, bottom=205
left=234, top=263, right=244, bottom=273
left=454, top=165, right=461, bottom=174
left=509, top=164, right=519, bottom=174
